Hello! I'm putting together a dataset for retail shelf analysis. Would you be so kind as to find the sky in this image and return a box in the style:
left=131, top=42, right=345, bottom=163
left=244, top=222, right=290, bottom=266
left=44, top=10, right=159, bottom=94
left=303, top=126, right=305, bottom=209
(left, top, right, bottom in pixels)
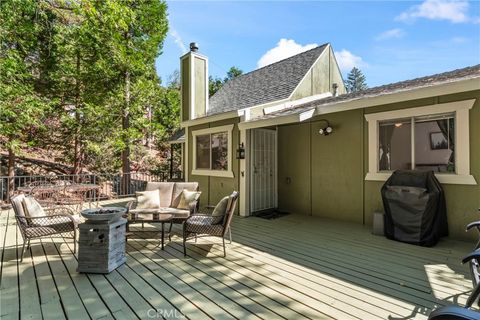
left=155, top=0, right=480, bottom=87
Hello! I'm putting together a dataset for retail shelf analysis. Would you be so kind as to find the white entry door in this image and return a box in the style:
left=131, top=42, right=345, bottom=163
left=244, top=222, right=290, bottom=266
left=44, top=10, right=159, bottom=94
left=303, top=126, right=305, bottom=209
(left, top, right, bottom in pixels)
left=250, top=128, right=277, bottom=213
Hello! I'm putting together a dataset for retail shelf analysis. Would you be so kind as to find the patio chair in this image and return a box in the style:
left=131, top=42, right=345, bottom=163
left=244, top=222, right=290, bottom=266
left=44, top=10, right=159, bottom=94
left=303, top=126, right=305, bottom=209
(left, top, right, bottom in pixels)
left=10, top=194, right=79, bottom=262
left=428, top=250, right=480, bottom=319
left=465, top=208, right=480, bottom=287
left=183, top=191, right=239, bottom=257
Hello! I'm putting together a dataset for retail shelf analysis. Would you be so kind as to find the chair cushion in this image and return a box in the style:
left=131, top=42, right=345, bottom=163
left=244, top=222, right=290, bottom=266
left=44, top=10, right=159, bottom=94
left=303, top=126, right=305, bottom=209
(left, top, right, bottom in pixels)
left=159, top=207, right=190, bottom=219
left=212, top=196, right=229, bottom=225
left=30, top=215, right=75, bottom=228
left=172, top=182, right=199, bottom=208
left=129, top=208, right=160, bottom=214
left=11, top=194, right=27, bottom=217
left=136, top=190, right=161, bottom=209
left=25, top=217, right=75, bottom=236
left=129, top=207, right=189, bottom=219
left=146, top=182, right=174, bottom=207
left=22, top=196, right=46, bottom=218
left=177, top=190, right=201, bottom=210
left=185, top=215, right=223, bottom=235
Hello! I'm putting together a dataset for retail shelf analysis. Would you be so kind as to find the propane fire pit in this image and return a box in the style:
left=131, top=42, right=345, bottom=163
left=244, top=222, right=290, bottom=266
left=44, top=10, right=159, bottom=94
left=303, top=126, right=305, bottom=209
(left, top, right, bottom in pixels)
left=78, top=207, right=128, bottom=273
left=81, top=207, right=127, bottom=222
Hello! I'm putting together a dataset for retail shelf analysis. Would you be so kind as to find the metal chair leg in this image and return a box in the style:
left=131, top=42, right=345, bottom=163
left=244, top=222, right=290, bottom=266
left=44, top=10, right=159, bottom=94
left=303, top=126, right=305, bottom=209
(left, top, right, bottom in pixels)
left=20, top=241, right=27, bottom=262
left=228, top=227, right=232, bottom=244
left=194, top=234, right=197, bottom=243
left=183, top=231, right=187, bottom=257
left=168, top=222, right=173, bottom=241
left=222, top=237, right=226, bottom=257
left=73, top=229, right=77, bottom=254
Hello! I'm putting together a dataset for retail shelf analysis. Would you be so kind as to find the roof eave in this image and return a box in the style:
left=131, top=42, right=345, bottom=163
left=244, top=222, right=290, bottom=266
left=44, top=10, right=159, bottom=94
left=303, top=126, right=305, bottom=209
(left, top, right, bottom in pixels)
left=238, top=77, right=480, bottom=130
left=180, top=110, right=240, bottom=128
left=315, top=77, right=480, bottom=115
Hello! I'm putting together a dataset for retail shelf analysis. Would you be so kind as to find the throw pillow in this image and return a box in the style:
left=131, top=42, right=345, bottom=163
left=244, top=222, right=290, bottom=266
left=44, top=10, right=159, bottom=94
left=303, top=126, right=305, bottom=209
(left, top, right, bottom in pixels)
left=136, top=190, right=161, bottom=209
left=22, top=196, right=46, bottom=218
left=177, top=190, right=201, bottom=210
left=211, top=196, right=229, bottom=225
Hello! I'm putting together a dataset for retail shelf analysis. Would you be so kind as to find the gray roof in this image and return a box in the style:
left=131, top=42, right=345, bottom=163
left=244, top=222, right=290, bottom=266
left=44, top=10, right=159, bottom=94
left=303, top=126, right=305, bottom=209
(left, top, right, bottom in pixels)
left=208, top=43, right=329, bottom=116
left=250, top=64, right=480, bottom=121
left=167, top=128, right=185, bottom=143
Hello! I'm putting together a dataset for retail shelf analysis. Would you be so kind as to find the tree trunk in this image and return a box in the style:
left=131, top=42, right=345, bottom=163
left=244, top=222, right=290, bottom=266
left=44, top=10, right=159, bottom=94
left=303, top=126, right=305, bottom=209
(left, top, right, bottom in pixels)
left=121, top=70, right=131, bottom=195
left=72, top=51, right=83, bottom=178
left=7, top=146, right=15, bottom=197
left=73, top=135, right=82, bottom=176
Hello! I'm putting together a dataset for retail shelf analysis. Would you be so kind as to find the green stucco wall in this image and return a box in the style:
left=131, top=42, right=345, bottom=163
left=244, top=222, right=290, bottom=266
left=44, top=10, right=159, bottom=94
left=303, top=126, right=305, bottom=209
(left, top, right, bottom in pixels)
left=328, top=49, right=346, bottom=95
left=181, top=57, right=190, bottom=121
left=277, top=90, right=480, bottom=241
left=188, top=118, right=240, bottom=210
left=291, top=46, right=345, bottom=100
left=278, top=123, right=311, bottom=215
left=310, top=110, right=364, bottom=222
left=194, top=57, right=206, bottom=118
left=277, top=109, right=364, bottom=222
left=363, top=91, right=480, bottom=241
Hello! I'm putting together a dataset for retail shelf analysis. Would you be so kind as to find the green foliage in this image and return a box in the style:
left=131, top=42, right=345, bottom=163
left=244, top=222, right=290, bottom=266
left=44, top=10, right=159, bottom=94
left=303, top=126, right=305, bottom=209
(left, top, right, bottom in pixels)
left=0, top=0, right=52, bottom=153
left=345, top=67, right=368, bottom=93
left=209, top=76, right=224, bottom=97
left=0, top=0, right=175, bottom=175
left=209, top=66, right=243, bottom=96
left=226, top=66, right=243, bottom=81
left=90, top=0, right=168, bottom=174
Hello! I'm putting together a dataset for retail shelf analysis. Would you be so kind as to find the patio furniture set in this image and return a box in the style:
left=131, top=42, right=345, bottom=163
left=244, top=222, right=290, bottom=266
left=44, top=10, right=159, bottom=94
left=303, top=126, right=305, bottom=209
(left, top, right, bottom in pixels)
left=17, top=180, right=101, bottom=210
left=10, top=180, right=239, bottom=268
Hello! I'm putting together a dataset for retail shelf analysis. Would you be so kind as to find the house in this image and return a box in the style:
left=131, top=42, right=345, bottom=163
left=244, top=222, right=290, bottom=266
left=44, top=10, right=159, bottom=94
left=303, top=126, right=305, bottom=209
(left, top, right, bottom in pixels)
left=176, top=42, right=480, bottom=241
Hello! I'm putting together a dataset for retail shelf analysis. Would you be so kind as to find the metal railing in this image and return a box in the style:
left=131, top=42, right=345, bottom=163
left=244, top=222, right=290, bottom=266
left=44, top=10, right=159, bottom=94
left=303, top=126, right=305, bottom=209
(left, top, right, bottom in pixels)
left=0, top=171, right=183, bottom=203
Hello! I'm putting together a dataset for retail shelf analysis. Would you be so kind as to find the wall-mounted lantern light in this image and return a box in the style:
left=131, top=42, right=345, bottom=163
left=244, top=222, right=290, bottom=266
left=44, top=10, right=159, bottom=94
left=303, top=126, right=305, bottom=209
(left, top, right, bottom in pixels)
left=318, top=119, right=333, bottom=136
left=236, top=142, right=245, bottom=159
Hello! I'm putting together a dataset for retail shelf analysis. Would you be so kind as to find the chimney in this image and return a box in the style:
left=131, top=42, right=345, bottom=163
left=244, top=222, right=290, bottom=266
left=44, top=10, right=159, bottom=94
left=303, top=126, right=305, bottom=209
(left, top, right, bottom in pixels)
left=180, top=42, right=208, bottom=121
left=190, top=42, right=198, bottom=52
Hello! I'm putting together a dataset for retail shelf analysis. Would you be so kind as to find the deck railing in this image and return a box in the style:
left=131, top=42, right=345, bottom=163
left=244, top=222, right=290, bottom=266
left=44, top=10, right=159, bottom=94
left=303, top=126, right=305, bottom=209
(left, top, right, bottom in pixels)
left=0, top=171, right=183, bottom=203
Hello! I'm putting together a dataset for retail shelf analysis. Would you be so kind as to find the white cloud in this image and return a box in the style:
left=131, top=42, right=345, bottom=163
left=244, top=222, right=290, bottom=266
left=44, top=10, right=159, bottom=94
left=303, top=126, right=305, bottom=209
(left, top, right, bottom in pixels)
left=375, top=28, right=406, bottom=41
left=257, top=39, right=317, bottom=68
left=334, top=49, right=367, bottom=72
left=451, top=36, right=468, bottom=43
left=396, top=0, right=470, bottom=23
left=170, top=28, right=187, bottom=54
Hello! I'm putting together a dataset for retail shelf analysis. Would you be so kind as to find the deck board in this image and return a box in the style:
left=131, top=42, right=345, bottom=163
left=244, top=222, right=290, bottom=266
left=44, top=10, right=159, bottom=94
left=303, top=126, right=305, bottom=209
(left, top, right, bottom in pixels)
left=1, top=210, right=20, bottom=318
left=0, top=201, right=477, bottom=320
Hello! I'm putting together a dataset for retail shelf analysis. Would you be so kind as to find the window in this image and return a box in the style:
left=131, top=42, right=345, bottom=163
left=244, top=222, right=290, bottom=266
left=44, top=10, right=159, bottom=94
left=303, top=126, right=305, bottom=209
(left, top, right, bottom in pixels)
left=191, top=124, right=234, bottom=177
left=378, top=113, right=455, bottom=173
left=365, top=99, right=476, bottom=185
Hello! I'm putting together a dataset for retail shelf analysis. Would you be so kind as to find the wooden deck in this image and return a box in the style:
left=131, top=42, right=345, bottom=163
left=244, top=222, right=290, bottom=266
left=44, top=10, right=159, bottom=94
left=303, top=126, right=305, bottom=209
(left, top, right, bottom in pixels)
left=0, top=200, right=477, bottom=320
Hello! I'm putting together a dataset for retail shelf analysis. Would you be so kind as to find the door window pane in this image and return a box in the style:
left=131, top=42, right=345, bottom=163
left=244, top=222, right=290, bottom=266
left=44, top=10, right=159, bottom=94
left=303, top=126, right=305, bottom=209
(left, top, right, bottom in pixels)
left=211, top=132, right=228, bottom=171
left=414, top=116, right=455, bottom=173
left=379, top=120, right=411, bottom=171
left=195, top=134, right=210, bottom=169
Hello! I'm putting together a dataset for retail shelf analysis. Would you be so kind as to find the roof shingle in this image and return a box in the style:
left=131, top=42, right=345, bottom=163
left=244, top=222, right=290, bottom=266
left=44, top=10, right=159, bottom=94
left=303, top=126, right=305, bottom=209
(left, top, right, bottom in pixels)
left=249, top=64, right=480, bottom=122
left=208, top=44, right=329, bottom=115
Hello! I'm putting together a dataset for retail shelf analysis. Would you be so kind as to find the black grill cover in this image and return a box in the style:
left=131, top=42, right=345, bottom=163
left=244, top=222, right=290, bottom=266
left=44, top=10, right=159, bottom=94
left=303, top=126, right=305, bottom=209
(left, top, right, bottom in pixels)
left=381, top=170, right=448, bottom=246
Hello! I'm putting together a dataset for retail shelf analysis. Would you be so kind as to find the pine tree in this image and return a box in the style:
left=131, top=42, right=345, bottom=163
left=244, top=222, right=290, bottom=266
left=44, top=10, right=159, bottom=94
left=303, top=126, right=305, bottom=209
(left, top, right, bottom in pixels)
left=209, top=66, right=243, bottom=96
left=345, top=67, right=368, bottom=93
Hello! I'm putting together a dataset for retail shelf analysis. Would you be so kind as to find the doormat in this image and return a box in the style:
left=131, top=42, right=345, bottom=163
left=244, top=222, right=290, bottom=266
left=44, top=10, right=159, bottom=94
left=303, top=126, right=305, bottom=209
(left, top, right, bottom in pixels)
left=255, top=210, right=290, bottom=220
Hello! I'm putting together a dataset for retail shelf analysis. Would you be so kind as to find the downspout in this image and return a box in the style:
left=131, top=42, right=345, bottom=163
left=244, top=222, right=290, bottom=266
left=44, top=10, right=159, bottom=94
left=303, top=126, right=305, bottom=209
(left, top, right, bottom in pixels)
left=309, top=120, right=313, bottom=216
left=362, top=108, right=366, bottom=225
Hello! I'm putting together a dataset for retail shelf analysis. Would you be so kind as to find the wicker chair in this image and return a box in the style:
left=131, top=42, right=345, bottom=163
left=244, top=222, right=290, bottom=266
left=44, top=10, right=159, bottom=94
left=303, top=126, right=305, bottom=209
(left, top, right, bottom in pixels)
left=183, top=191, right=239, bottom=257
left=10, top=194, right=78, bottom=262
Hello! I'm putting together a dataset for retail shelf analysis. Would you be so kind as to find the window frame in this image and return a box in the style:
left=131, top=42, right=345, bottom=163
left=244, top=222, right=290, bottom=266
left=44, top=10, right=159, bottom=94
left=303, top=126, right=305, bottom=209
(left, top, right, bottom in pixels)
left=365, top=99, right=476, bottom=185
left=191, top=124, right=234, bottom=178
